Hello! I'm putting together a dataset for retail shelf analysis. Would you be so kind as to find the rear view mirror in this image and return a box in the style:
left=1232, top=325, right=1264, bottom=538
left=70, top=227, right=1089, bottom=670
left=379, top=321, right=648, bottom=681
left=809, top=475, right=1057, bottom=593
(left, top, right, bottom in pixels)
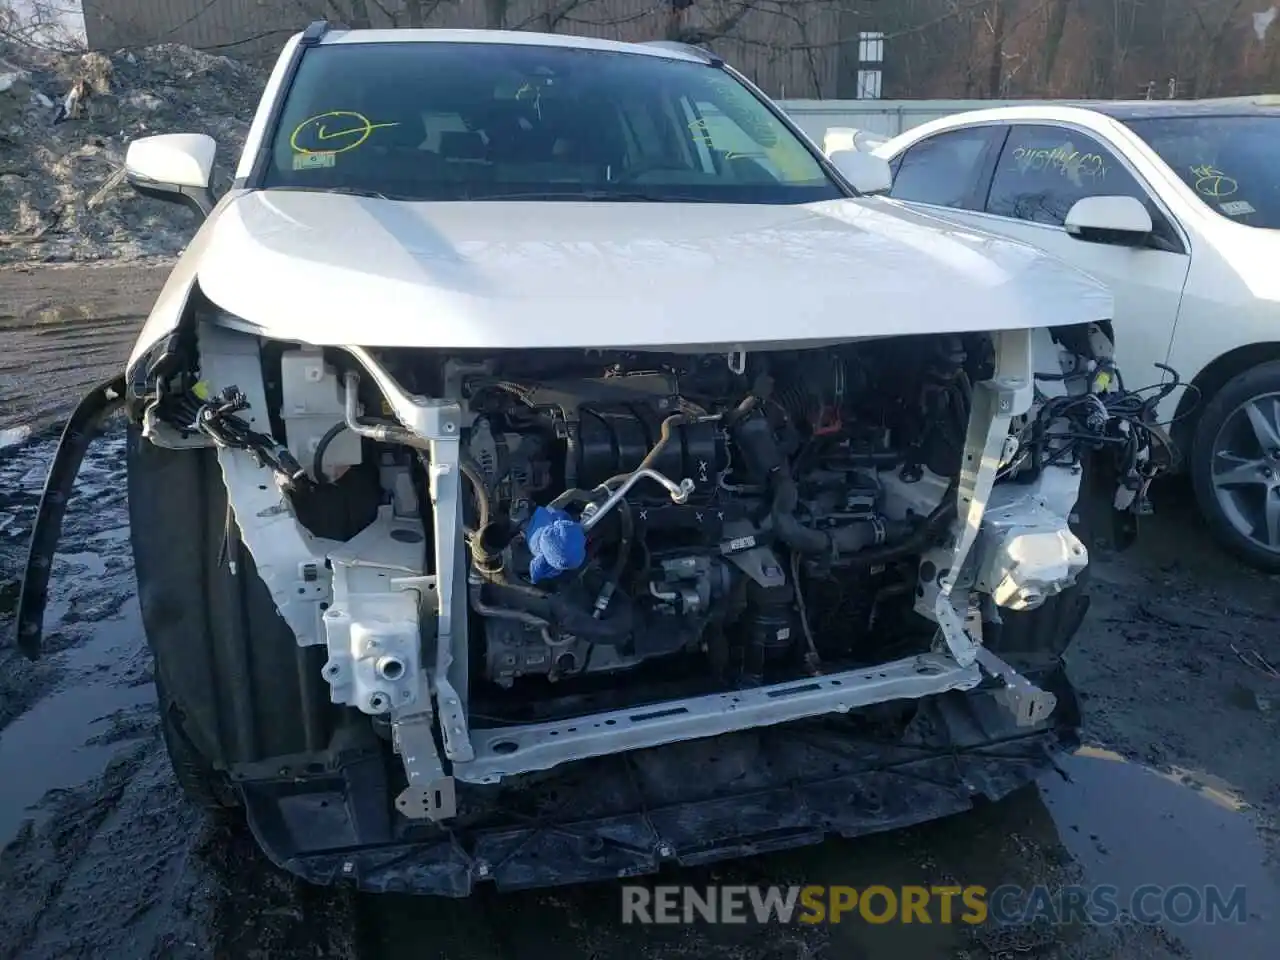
left=1064, top=195, right=1153, bottom=246
left=826, top=149, right=893, bottom=195
left=125, top=133, right=218, bottom=219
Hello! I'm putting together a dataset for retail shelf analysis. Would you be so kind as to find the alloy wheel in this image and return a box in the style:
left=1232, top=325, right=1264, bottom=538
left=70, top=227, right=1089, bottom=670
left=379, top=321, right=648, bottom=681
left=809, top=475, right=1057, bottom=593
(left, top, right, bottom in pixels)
left=1210, top=391, right=1280, bottom=555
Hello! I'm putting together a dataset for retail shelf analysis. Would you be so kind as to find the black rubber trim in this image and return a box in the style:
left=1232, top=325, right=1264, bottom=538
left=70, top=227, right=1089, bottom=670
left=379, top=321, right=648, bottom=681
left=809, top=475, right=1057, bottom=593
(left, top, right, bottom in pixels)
left=16, top=374, right=127, bottom=660
left=641, top=39, right=723, bottom=66
left=128, top=423, right=353, bottom=769
left=301, top=19, right=331, bottom=44
left=238, top=679, right=1080, bottom=895
left=127, top=177, right=215, bottom=219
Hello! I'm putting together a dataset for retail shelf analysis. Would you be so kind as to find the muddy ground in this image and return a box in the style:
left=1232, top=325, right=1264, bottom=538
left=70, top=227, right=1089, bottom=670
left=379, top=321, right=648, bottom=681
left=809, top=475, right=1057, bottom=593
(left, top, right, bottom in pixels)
left=1, top=263, right=1279, bottom=960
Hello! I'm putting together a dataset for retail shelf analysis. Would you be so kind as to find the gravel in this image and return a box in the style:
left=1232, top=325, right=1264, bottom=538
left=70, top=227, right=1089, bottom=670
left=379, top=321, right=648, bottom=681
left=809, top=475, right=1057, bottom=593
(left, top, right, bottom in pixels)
left=0, top=41, right=264, bottom=264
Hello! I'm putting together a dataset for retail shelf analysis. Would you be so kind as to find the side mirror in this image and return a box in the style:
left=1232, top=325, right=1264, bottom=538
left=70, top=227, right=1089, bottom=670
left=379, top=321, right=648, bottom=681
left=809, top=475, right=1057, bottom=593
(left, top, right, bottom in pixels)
left=1064, top=195, right=1153, bottom=246
left=824, top=126, right=888, bottom=156
left=826, top=149, right=893, bottom=195
left=823, top=126, right=860, bottom=155
left=125, top=133, right=218, bottom=219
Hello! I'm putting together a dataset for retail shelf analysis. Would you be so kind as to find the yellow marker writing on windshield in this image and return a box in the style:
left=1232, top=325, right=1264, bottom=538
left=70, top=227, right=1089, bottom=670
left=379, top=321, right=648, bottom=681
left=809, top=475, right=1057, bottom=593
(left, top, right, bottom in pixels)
left=688, top=117, right=713, bottom=147
left=290, top=111, right=400, bottom=154
left=1190, top=164, right=1237, bottom=198
left=686, top=117, right=748, bottom=162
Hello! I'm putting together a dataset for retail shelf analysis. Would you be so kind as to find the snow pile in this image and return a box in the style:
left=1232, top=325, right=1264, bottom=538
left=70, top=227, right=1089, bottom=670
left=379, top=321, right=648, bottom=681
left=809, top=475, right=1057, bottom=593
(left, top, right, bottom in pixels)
left=0, top=42, right=265, bottom=264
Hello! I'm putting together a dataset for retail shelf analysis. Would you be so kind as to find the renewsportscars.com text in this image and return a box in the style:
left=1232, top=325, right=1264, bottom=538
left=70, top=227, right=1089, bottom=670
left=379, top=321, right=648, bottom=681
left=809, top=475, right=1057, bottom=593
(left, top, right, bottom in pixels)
left=621, top=884, right=1248, bottom=927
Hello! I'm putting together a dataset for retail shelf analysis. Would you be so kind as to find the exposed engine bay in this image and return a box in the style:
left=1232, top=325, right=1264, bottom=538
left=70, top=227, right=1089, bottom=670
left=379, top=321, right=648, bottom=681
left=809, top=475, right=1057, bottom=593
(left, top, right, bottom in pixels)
left=431, top=341, right=985, bottom=692
left=120, top=319, right=1177, bottom=822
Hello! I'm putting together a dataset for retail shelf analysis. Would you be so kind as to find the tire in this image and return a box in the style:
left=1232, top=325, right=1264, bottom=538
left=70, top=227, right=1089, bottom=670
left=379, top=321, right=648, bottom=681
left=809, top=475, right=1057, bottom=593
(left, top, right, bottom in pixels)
left=155, top=672, right=240, bottom=811
left=1190, top=361, right=1280, bottom=572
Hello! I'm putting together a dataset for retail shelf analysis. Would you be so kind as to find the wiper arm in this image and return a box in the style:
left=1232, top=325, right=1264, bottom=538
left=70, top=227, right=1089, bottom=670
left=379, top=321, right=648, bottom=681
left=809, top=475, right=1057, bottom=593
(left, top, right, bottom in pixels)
left=266, top=186, right=720, bottom=203
left=328, top=186, right=394, bottom=200
left=268, top=186, right=409, bottom=201
left=473, top=190, right=719, bottom=203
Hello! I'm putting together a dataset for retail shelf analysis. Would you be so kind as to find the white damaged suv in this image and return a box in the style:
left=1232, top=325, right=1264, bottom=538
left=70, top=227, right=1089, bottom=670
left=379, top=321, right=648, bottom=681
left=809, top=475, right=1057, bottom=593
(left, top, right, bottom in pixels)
left=17, top=24, right=1173, bottom=894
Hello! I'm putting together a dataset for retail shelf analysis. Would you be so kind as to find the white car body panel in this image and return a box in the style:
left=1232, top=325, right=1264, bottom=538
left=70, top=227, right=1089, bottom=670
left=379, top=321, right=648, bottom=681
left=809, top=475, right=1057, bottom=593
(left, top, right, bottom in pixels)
left=871, top=104, right=1280, bottom=423
left=233, top=32, right=304, bottom=181
left=125, top=189, right=246, bottom=372
left=180, top=191, right=1113, bottom=353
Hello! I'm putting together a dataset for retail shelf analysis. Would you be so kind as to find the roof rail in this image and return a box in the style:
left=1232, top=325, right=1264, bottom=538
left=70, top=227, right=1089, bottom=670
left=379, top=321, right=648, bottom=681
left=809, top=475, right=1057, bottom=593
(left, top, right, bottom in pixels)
left=642, top=39, right=723, bottom=67
left=300, top=19, right=332, bottom=45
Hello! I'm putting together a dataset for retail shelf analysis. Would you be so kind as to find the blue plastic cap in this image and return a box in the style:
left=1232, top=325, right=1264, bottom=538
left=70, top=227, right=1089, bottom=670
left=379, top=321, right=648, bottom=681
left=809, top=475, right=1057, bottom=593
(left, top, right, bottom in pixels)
left=526, top=506, right=587, bottom=583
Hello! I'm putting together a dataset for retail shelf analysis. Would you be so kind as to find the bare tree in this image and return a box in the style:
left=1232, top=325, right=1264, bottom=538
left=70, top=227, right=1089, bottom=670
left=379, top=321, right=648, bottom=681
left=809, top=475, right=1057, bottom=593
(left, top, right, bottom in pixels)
left=1039, top=0, right=1071, bottom=83
left=1187, top=0, right=1248, bottom=95
left=299, top=0, right=373, bottom=27
left=0, top=0, right=85, bottom=51
left=25, top=0, right=1278, bottom=100
left=530, top=0, right=594, bottom=32
left=985, top=0, right=1006, bottom=96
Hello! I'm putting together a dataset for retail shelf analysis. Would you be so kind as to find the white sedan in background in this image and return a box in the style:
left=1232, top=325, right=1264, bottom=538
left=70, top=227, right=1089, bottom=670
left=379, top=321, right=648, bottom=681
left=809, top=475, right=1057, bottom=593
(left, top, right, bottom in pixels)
left=861, top=101, right=1280, bottom=570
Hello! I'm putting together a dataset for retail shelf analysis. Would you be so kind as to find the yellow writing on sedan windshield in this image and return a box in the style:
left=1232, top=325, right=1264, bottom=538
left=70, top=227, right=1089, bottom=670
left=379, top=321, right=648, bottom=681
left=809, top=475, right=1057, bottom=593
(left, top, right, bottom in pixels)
left=1189, top=164, right=1238, bottom=198
left=290, top=111, right=400, bottom=154
left=1012, top=143, right=1107, bottom=185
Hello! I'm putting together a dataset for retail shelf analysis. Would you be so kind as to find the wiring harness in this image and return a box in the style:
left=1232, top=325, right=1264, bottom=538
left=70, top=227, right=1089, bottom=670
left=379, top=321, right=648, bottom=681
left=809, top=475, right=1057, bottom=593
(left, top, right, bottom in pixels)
left=1014, top=362, right=1190, bottom=517
left=159, top=384, right=311, bottom=490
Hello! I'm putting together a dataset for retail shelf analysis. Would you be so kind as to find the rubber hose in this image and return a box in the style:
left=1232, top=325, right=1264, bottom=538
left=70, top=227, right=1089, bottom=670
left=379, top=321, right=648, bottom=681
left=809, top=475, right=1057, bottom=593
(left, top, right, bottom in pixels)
left=312, top=422, right=348, bottom=481
left=769, top=467, right=955, bottom=563
left=838, top=478, right=959, bottom=568
left=483, top=581, right=633, bottom=641
left=769, top=475, right=830, bottom=555
left=458, top=458, right=492, bottom=532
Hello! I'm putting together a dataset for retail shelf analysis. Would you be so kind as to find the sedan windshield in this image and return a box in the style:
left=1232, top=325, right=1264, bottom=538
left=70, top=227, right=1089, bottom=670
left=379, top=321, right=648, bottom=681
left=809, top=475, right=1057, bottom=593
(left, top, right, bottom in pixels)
left=1124, top=114, right=1280, bottom=229
left=262, top=41, right=841, bottom=204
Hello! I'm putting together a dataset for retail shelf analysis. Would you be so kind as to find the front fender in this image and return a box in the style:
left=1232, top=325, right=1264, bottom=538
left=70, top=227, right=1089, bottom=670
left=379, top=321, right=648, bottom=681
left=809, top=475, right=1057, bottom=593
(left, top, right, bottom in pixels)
left=125, top=188, right=248, bottom=378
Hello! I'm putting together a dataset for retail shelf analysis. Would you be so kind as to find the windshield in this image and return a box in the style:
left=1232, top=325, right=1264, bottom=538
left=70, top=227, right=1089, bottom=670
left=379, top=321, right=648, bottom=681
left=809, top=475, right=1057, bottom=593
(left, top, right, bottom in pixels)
left=1124, top=114, right=1280, bottom=229
left=261, top=41, right=841, bottom=204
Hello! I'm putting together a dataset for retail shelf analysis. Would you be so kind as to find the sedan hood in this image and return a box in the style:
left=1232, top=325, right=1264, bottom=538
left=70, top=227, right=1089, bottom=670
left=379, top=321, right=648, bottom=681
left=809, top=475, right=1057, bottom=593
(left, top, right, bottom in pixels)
left=194, top=191, right=1112, bottom=350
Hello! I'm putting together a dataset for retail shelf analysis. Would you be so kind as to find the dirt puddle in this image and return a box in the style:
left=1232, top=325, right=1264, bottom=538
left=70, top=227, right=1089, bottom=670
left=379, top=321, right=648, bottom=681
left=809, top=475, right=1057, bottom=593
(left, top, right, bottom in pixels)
left=1041, top=747, right=1280, bottom=958
left=0, top=593, right=154, bottom=846
left=365, top=750, right=1278, bottom=960
left=0, top=426, right=362, bottom=959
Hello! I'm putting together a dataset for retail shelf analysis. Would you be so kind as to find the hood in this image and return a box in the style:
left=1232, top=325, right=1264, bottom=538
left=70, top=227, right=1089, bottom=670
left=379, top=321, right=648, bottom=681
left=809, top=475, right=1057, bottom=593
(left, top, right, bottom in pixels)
left=193, top=191, right=1113, bottom=350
